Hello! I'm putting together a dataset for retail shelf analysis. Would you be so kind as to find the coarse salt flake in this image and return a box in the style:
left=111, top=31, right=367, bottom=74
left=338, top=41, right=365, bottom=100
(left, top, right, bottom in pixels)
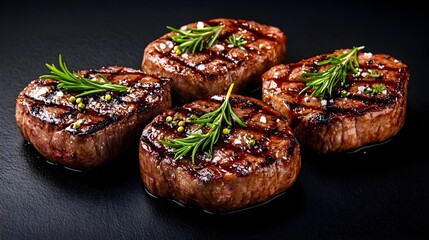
left=159, top=43, right=166, bottom=50
left=214, top=44, right=225, bottom=51
left=260, top=116, right=267, bottom=123
left=33, top=87, right=48, bottom=97
left=364, top=52, right=373, bottom=58
left=212, top=156, right=221, bottom=163
left=196, top=64, right=206, bottom=71
left=357, top=86, right=366, bottom=94
left=321, top=99, right=327, bottom=106
left=211, top=96, right=225, bottom=102
left=197, top=21, right=204, bottom=29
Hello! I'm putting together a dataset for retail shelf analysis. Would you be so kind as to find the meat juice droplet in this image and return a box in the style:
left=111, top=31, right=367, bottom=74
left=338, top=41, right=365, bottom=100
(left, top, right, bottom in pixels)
left=346, top=139, right=392, bottom=155
left=142, top=182, right=288, bottom=215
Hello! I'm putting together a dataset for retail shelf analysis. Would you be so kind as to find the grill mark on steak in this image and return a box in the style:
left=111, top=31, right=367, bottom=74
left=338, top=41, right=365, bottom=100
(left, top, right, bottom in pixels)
left=27, top=99, right=83, bottom=126
left=20, top=67, right=169, bottom=135
left=142, top=18, right=287, bottom=103
left=152, top=51, right=220, bottom=79
left=22, top=91, right=153, bottom=135
left=205, top=19, right=281, bottom=43
left=268, top=52, right=407, bottom=118
left=139, top=94, right=300, bottom=213
left=262, top=49, right=409, bottom=153
left=151, top=32, right=270, bottom=80
left=283, top=91, right=397, bottom=111
left=16, top=66, right=172, bottom=169
left=141, top=95, right=298, bottom=178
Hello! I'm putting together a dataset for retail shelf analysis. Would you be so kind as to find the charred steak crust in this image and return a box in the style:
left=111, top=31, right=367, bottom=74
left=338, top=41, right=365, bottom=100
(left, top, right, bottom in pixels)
left=16, top=66, right=171, bottom=169
left=262, top=49, right=409, bottom=153
left=139, top=95, right=300, bottom=213
left=142, top=18, right=287, bottom=103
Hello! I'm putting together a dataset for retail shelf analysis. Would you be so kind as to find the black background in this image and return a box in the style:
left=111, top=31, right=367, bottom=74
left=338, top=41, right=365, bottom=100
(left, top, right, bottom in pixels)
left=1, top=1, right=428, bottom=239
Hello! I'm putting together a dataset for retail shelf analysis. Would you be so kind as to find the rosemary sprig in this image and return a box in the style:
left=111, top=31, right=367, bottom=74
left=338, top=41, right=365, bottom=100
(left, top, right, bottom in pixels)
left=167, top=23, right=223, bottom=54
left=299, top=46, right=365, bottom=99
left=40, top=55, right=129, bottom=97
left=159, top=83, right=246, bottom=163
left=225, top=34, right=247, bottom=50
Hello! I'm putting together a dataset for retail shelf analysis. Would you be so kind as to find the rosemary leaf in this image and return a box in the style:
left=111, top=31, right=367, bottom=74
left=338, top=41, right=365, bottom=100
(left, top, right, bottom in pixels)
left=159, top=83, right=246, bottom=163
left=299, top=46, right=364, bottom=99
left=167, top=24, right=224, bottom=54
left=225, top=34, right=247, bottom=50
left=40, top=55, right=129, bottom=97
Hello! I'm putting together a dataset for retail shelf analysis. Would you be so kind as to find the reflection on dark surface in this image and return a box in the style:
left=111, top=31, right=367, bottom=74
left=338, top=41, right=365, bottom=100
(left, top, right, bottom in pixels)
left=304, top=108, right=422, bottom=177
left=142, top=178, right=304, bottom=216
left=142, top=177, right=305, bottom=237
left=22, top=140, right=141, bottom=191
left=2, top=1, right=428, bottom=239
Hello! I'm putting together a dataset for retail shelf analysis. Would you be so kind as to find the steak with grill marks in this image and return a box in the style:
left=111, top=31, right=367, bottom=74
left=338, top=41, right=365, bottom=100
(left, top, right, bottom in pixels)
left=15, top=66, right=171, bottom=170
left=139, top=94, right=300, bottom=213
left=142, top=18, right=287, bottom=103
left=262, top=49, right=409, bottom=153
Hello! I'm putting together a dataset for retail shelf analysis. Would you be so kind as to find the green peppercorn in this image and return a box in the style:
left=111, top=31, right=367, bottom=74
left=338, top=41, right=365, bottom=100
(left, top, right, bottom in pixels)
left=177, top=126, right=184, bottom=132
left=72, top=122, right=81, bottom=129
left=78, top=102, right=85, bottom=110
left=69, top=96, right=76, bottom=103
left=166, top=116, right=173, bottom=123
left=76, top=97, right=82, bottom=104
left=178, top=120, right=185, bottom=127
left=248, top=139, right=255, bottom=146
left=105, top=94, right=111, bottom=101
left=222, top=128, right=230, bottom=135
left=171, top=120, right=178, bottom=126
left=174, top=46, right=182, bottom=55
left=176, top=114, right=183, bottom=120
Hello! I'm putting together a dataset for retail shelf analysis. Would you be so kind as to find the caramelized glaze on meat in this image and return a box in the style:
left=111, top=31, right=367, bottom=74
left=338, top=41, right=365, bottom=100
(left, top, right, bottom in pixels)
left=16, top=66, right=171, bottom=169
left=139, top=94, right=300, bottom=213
left=142, top=18, right=286, bottom=103
left=263, top=49, right=409, bottom=153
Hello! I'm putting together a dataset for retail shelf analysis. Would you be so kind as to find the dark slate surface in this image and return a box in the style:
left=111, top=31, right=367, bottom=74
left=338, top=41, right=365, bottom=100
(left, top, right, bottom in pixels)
left=1, top=1, right=428, bottom=239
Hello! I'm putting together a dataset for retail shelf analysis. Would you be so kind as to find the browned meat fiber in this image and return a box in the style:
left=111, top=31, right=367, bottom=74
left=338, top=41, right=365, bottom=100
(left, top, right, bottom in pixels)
left=16, top=66, right=171, bottom=170
left=142, top=18, right=286, bottom=103
left=139, top=94, right=300, bottom=213
left=262, top=49, right=409, bottom=153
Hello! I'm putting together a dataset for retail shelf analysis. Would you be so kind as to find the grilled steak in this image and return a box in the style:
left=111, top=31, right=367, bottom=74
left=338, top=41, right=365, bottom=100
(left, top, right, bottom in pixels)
left=139, top=94, right=300, bottom=213
left=262, top=49, right=409, bottom=153
left=16, top=66, right=171, bottom=170
left=142, top=18, right=287, bottom=103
